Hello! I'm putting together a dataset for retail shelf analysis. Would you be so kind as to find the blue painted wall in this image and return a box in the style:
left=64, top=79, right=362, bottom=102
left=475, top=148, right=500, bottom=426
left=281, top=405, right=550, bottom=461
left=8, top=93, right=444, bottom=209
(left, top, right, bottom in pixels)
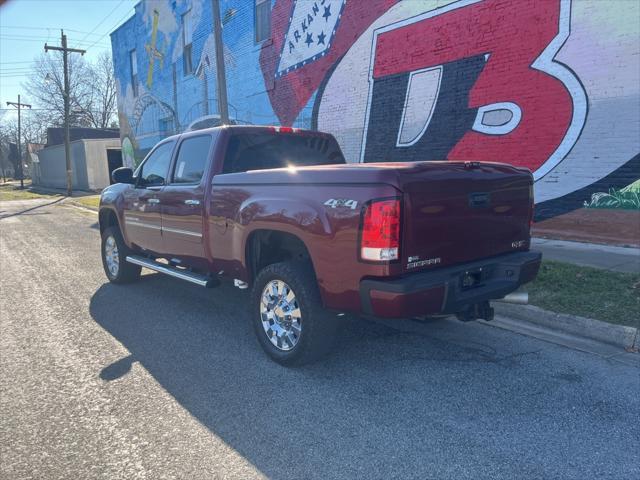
left=111, top=0, right=639, bottom=218
left=111, top=0, right=298, bottom=165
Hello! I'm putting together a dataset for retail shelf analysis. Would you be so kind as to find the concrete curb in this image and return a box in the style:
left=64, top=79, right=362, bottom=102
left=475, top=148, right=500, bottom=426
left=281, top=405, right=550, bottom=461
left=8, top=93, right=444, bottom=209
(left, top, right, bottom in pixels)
left=64, top=199, right=99, bottom=213
left=493, top=303, right=638, bottom=351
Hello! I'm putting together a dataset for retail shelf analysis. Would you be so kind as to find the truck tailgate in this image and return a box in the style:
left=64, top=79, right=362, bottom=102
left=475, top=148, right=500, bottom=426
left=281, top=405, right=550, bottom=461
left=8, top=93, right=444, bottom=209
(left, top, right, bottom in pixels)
left=397, top=162, right=533, bottom=273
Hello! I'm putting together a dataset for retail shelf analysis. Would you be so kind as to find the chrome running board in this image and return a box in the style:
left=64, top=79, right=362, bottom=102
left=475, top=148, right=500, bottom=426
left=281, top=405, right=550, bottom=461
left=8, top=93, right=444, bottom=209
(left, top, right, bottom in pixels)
left=126, top=255, right=218, bottom=288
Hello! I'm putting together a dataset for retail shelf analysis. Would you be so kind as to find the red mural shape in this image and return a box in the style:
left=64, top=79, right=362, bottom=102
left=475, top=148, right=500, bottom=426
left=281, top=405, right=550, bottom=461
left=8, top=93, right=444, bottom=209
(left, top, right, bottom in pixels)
left=260, top=0, right=398, bottom=126
left=372, top=0, right=574, bottom=171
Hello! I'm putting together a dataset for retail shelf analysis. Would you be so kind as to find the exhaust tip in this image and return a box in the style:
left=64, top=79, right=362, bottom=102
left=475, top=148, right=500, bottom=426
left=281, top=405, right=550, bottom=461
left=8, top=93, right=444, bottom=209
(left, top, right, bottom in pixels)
left=496, top=292, right=529, bottom=305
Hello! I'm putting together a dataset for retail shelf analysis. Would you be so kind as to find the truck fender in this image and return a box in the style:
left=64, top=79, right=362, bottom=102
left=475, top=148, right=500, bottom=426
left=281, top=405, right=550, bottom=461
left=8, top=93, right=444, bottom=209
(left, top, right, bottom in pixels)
left=234, top=197, right=333, bottom=284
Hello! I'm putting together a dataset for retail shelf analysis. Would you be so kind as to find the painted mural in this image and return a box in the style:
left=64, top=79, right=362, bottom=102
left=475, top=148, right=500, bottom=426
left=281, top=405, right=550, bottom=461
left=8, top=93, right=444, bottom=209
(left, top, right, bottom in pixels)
left=112, top=0, right=640, bottom=217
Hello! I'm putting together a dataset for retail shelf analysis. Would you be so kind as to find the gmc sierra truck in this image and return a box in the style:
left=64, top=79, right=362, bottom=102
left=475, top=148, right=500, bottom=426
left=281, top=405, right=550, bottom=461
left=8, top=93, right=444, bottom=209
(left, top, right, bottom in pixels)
left=99, top=126, right=541, bottom=365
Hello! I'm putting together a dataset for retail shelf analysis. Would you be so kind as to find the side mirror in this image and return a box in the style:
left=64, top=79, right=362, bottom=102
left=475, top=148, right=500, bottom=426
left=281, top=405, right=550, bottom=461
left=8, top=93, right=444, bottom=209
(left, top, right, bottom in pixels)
left=112, top=167, right=135, bottom=185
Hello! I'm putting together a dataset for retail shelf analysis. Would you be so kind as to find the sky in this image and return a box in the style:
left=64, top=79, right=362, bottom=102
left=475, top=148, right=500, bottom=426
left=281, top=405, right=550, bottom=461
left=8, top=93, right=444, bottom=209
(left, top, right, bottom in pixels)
left=0, top=0, right=137, bottom=119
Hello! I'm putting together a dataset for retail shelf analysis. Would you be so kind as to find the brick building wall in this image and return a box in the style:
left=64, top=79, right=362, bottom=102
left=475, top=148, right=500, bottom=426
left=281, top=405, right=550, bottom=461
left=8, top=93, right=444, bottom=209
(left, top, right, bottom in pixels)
left=111, top=0, right=640, bottom=218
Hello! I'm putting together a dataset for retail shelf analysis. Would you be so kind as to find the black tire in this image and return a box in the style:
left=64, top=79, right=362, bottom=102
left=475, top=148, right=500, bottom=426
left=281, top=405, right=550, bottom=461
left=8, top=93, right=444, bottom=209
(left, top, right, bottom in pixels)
left=250, top=261, right=339, bottom=366
left=101, top=226, right=141, bottom=284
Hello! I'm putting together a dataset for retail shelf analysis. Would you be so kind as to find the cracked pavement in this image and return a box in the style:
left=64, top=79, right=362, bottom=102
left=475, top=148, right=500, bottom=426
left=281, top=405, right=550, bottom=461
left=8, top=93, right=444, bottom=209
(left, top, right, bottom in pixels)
left=1, top=199, right=639, bottom=479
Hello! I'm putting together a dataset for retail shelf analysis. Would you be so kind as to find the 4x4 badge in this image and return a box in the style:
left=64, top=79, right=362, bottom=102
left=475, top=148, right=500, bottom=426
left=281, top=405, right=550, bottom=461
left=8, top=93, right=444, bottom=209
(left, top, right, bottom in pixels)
left=324, top=199, right=358, bottom=210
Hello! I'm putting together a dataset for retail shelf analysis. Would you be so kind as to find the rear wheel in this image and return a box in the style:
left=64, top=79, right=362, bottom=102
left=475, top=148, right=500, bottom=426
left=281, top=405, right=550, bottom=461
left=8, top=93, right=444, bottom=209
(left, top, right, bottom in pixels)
left=101, top=226, right=141, bottom=284
left=250, top=261, right=339, bottom=366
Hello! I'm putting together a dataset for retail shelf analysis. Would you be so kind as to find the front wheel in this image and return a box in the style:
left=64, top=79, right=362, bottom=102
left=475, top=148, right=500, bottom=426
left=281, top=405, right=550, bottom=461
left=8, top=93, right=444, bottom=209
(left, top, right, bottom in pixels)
left=101, top=226, right=141, bottom=284
left=250, top=262, right=339, bottom=366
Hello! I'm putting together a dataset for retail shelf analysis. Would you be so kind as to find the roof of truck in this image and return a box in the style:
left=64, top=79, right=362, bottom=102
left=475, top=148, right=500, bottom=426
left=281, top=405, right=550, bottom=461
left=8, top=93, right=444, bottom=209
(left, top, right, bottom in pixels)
left=164, top=125, right=335, bottom=143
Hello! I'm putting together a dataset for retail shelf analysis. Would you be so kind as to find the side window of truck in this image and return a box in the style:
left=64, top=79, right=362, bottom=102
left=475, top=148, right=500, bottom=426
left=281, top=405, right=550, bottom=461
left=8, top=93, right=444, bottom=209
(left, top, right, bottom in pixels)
left=136, top=141, right=175, bottom=187
left=171, top=135, right=212, bottom=184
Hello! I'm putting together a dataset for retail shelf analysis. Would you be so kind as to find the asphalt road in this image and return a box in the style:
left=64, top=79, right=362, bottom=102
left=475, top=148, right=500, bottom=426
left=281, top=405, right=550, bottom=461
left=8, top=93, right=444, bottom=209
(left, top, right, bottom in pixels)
left=1, top=199, right=638, bottom=480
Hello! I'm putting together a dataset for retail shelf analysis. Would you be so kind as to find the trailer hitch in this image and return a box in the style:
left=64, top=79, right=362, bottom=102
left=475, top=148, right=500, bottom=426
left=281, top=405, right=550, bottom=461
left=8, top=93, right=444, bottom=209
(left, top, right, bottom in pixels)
left=456, top=301, right=494, bottom=322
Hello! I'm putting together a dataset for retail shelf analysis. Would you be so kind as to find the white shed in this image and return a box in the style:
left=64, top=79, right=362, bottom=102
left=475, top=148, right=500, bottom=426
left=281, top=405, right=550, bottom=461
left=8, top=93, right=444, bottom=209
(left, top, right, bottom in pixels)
left=34, top=138, right=122, bottom=191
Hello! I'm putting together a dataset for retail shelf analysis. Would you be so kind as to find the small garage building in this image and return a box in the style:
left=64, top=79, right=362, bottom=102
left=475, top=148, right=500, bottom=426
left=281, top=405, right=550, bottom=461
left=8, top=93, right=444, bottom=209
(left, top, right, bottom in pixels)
left=33, top=130, right=122, bottom=191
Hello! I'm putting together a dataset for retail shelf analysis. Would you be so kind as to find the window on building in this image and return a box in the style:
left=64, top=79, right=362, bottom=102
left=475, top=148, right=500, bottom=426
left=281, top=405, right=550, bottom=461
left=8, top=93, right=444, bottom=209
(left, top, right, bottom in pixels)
left=182, top=10, right=193, bottom=75
left=130, top=49, right=138, bottom=96
left=172, top=135, right=213, bottom=184
left=136, top=141, right=175, bottom=186
left=255, top=0, right=271, bottom=43
left=159, top=117, right=174, bottom=137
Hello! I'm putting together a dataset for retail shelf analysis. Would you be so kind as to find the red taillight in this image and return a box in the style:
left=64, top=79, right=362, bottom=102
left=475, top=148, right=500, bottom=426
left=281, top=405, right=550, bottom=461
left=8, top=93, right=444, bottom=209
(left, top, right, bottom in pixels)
left=360, top=199, right=401, bottom=262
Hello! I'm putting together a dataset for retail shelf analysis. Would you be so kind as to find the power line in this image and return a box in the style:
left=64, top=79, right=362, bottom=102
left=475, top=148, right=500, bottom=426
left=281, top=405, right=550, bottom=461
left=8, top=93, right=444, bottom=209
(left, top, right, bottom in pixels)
left=0, top=34, right=110, bottom=46
left=0, top=108, right=112, bottom=113
left=2, top=34, right=110, bottom=45
left=0, top=25, right=113, bottom=38
left=0, top=34, right=59, bottom=40
left=0, top=37, right=107, bottom=46
left=85, top=7, right=134, bottom=51
left=0, top=36, right=54, bottom=43
left=78, top=0, right=126, bottom=44
left=0, top=5, right=132, bottom=52
left=0, top=68, right=36, bottom=74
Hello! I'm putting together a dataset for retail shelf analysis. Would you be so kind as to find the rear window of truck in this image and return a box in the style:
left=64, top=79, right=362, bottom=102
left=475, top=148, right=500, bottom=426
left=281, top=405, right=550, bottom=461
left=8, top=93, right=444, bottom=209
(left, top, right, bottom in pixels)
left=222, top=133, right=345, bottom=173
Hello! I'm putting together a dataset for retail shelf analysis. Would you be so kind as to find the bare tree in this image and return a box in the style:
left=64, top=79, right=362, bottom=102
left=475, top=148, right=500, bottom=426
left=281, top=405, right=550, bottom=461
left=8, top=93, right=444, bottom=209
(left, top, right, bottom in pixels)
left=0, top=120, right=20, bottom=180
left=23, top=51, right=118, bottom=131
left=0, top=116, right=11, bottom=181
left=24, top=51, right=93, bottom=128
left=0, top=112, right=47, bottom=179
left=83, top=52, right=118, bottom=129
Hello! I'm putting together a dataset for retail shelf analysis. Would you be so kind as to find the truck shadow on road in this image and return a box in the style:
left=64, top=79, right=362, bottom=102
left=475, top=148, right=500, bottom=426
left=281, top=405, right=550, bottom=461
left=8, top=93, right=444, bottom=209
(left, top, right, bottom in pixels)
left=0, top=197, right=64, bottom=219
left=88, top=274, right=627, bottom=479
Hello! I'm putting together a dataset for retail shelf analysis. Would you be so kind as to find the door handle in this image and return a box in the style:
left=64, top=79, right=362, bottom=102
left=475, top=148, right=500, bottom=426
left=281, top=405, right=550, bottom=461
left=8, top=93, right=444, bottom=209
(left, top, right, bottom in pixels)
left=147, top=198, right=160, bottom=204
left=184, top=199, right=201, bottom=206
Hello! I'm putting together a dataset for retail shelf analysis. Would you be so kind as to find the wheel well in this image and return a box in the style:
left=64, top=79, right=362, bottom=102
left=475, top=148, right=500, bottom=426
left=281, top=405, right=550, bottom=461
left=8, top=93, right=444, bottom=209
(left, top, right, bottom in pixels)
left=99, top=209, right=119, bottom=235
left=246, top=230, right=313, bottom=282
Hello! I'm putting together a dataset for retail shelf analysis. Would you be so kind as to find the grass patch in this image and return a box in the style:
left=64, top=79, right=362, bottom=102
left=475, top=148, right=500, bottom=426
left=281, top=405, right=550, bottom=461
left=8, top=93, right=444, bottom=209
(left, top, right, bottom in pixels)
left=74, top=195, right=100, bottom=209
left=527, top=260, right=639, bottom=328
left=0, top=182, right=59, bottom=201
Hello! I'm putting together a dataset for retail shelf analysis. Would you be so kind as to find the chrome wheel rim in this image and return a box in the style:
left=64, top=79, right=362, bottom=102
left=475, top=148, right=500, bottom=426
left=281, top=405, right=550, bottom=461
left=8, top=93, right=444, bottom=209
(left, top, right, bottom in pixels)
left=260, top=280, right=302, bottom=351
left=104, top=235, right=119, bottom=277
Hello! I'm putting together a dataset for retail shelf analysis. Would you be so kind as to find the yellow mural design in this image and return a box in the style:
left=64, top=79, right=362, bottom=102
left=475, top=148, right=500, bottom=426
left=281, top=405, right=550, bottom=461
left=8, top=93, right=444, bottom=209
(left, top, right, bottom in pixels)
left=145, top=9, right=165, bottom=88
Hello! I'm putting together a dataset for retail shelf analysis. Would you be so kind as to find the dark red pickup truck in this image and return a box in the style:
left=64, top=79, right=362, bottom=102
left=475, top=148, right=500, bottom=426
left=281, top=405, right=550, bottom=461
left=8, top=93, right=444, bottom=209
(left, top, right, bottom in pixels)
left=99, top=126, right=540, bottom=365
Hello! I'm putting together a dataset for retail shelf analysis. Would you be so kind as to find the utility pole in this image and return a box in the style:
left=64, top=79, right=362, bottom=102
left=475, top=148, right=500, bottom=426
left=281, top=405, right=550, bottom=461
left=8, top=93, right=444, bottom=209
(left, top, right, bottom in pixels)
left=6, top=95, right=32, bottom=189
left=45, top=30, right=85, bottom=196
left=211, top=0, right=229, bottom=124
